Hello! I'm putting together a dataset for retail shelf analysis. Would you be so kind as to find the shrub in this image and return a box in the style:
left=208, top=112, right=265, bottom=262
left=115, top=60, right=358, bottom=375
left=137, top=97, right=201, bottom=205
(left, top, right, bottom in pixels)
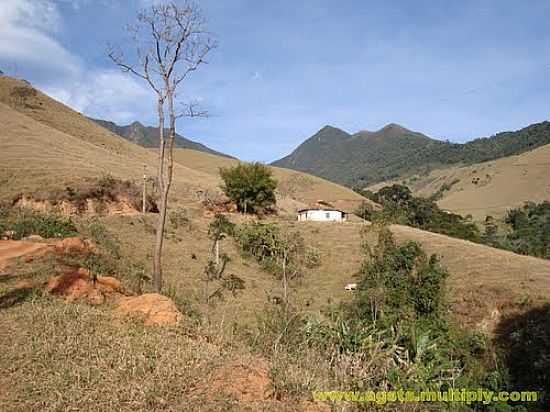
left=219, top=162, right=277, bottom=214
left=351, top=226, right=448, bottom=327
left=30, top=176, right=158, bottom=214
left=364, top=184, right=480, bottom=242
left=503, top=201, right=550, bottom=259
left=0, top=208, right=78, bottom=239
left=235, top=222, right=304, bottom=277
left=82, top=219, right=121, bottom=259
left=168, top=207, right=191, bottom=230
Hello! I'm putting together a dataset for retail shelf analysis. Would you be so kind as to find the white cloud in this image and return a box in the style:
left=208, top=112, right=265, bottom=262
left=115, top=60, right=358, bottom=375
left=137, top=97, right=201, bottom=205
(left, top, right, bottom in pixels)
left=0, top=0, right=80, bottom=77
left=0, top=0, right=154, bottom=123
left=43, top=70, right=154, bottom=123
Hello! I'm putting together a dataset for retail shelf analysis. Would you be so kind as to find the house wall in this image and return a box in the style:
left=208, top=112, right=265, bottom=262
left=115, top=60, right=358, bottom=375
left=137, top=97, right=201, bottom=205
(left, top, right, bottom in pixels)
left=297, top=209, right=346, bottom=222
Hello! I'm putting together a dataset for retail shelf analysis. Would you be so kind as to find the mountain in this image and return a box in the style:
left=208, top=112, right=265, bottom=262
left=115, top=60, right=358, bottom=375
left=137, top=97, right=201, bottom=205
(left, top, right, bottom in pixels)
left=368, top=138, right=550, bottom=220
left=90, top=117, right=233, bottom=158
left=272, top=121, right=550, bottom=187
left=273, top=123, right=446, bottom=186
left=0, top=75, right=367, bottom=213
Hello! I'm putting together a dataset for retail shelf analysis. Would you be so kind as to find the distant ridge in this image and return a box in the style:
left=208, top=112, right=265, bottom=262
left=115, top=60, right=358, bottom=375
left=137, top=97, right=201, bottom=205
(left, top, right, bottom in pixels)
left=272, top=121, right=550, bottom=187
left=90, top=117, right=234, bottom=159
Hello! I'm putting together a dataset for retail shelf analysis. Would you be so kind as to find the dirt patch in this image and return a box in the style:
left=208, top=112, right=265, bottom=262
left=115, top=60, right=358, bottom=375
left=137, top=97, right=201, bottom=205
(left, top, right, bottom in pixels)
left=54, top=237, right=96, bottom=255
left=208, top=356, right=272, bottom=403
left=115, top=293, right=183, bottom=326
left=15, top=195, right=141, bottom=217
left=46, top=267, right=122, bottom=305
left=0, top=240, right=55, bottom=272
left=0, top=237, right=97, bottom=274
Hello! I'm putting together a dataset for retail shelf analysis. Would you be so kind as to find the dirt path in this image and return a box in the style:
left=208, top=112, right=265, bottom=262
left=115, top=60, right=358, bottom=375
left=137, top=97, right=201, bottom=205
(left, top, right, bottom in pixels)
left=0, top=240, right=54, bottom=272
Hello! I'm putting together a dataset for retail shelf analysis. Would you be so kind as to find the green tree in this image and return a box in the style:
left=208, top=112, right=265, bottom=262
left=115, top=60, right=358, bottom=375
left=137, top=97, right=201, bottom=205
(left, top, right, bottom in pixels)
left=208, top=213, right=235, bottom=267
left=219, top=162, right=277, bottom=214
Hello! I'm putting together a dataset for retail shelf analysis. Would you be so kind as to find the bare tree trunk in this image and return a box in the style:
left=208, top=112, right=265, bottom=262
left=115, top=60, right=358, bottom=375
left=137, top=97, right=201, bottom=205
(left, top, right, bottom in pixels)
left=214, top=238, right=219, bottom=267
left=142, top=165, right=147, bottom=214
left=108, top=2, right=215, bottom=293
left=153, top=98, right=166, bottom=292
left=151, top=87, right=177, bottom=292
left=282, top=251, right=288, bottom=307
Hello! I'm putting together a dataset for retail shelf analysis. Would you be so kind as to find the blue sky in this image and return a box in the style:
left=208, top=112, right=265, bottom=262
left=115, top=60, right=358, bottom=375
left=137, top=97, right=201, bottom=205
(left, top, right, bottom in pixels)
left=1, top=0, right=550, bottom=161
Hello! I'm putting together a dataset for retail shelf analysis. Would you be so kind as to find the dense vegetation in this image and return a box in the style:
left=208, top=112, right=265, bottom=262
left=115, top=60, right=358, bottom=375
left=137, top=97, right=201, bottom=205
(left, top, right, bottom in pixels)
left=355, top=184, right=480, bottom=242
left=503, top=202, right=550, bottom=259
left=220, top=162, right=277, bottom=214
left=355, top=186, right=550, bottom=263
left=0, top=207, right=78, bottom=240
left=273, top=121, right=550, bottom=187
left=250, top=226, right=535, bottom=411
left=482, top=202, right=550, bottom=260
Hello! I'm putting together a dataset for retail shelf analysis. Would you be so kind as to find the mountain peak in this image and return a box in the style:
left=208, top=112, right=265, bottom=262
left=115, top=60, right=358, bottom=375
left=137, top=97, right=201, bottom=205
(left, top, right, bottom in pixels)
left=379, top=123, right=408, bottom=132
left=314, top=125, right=349, bottom=137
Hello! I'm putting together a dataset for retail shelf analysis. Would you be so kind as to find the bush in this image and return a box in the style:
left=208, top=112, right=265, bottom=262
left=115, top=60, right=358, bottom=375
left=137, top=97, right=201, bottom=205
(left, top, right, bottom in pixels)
left=235, top=222, right=304, bottom=278
left=503, top=201, right=550, bottom=259
left=28, top=176, right=158, bottom=214
left=352, top=226, right=448, bottom=326
left=0, top=208, right=78, bottom=239
left=168, top=208, right=191, bottom=230
left=219, top=162, right=277, bottom=214
left=363, top=184, right=480, bottom=242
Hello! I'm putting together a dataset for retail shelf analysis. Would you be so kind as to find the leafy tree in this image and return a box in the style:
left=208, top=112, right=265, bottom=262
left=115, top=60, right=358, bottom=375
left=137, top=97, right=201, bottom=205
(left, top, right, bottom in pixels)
left=354, top=226, right=448, bottom=326
left=203, top=214, right=242, bottom=307
left=235, top=222, right=306, bottom=305
left=503, top=201, right=550, bottom=259
left=220, top=162, right=277, bottom=214
left=359, top=184, right=480, bottom=242
left=208, top=213, right=235, bottom=267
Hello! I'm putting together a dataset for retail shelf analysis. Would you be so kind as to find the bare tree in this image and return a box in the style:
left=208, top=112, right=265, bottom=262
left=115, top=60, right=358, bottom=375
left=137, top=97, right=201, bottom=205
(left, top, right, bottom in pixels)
left=108, top=1, right=216, bottom=291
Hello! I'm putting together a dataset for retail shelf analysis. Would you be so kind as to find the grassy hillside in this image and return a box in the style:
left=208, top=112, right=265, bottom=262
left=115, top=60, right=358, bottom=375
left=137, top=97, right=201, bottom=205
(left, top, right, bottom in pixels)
left=0, top=76, right=370, bottom=217
left=90, top=117, right=233, bottom=158
left=171, top=148, right=373, bottom=213
left=273, top=121, right=550, bottom=188
left=2, top=75, right=550, bottom=410
left=0, top=77, right=227, bottom=205
left=369, top=141, right=550, bottom=220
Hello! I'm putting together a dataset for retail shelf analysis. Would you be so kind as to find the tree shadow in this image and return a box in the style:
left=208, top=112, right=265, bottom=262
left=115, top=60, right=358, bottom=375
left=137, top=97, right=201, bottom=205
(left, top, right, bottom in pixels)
left=495, top=304, right=550, bottom=411
left=0, top=287, right=36, bottom=310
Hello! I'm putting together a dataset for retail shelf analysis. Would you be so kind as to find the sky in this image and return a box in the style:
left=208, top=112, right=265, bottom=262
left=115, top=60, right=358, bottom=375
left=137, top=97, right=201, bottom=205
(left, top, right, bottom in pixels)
left=1, top=0, right=550, bottom=161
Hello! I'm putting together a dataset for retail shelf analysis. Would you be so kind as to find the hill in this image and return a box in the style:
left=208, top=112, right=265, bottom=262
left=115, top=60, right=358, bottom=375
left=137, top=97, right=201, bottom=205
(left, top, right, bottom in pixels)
left=272, top=121, right=550, bottom=187
left=2, top=73, right=548, bottom=323
left=90, top=117, right=233, bottom=158
left=170, top=148, right=374, bottom=213
left=0, top=76, right=368, bottom=215
left=2, top=76, right=550, bottom=411
left=369, top=141, right=550, bottom=220
left=0, top=76, right=221, bottom=203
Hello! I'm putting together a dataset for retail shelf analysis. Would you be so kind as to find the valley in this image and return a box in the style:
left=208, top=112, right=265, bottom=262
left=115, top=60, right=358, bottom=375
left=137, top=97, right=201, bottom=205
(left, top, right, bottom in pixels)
left=1, top=2, right=549, bottom=410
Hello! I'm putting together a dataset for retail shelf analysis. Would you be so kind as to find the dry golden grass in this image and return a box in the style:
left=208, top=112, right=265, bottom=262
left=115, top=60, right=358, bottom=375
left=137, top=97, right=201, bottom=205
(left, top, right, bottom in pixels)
left=0, top=75, right=369, bottom=219
left=2, top=74, right=550, bottom=410
left=368, top=142, right=550, bottom=220
left=170, top=148, right=374, bottom=213
left=0, top=100, right=220, bottom=203
left=0, top=295, right=226, bottom=411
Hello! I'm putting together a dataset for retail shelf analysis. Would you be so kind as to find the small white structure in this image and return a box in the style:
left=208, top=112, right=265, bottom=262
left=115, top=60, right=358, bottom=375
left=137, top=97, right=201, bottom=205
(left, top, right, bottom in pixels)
left=297, top=208, right=347, bottom=222
left=344, top=283, right=357, bottom=291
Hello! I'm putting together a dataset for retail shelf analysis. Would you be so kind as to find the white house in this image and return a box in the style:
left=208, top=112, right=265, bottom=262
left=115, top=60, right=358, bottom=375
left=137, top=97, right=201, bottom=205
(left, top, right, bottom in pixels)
left=297, top=208, right=347, bottom=222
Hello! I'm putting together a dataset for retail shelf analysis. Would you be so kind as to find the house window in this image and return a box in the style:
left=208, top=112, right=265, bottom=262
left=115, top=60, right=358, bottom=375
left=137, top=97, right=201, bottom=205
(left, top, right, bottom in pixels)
left=325, top=212, right=330, bottom=219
